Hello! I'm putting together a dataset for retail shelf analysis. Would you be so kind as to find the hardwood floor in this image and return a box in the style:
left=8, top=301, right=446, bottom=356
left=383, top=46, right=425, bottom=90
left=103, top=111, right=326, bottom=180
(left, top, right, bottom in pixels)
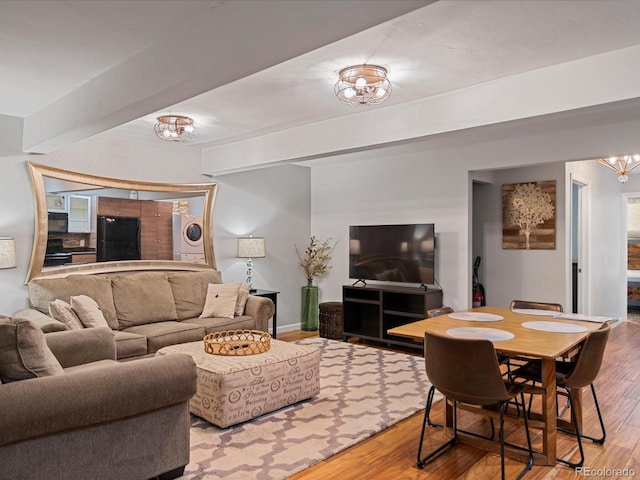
left=279, top=321, right=640, bottom=479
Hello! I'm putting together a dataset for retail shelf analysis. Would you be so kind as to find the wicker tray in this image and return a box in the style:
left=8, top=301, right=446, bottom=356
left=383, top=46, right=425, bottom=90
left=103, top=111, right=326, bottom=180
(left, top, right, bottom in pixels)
left=203, top=329, right=271, bottom=356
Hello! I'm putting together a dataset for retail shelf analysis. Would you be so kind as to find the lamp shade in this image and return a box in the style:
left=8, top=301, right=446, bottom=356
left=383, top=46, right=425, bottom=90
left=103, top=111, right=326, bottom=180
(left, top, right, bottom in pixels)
left=237, top=237, right=266, bottom=258
left=0, top=237, right=16, bottom=269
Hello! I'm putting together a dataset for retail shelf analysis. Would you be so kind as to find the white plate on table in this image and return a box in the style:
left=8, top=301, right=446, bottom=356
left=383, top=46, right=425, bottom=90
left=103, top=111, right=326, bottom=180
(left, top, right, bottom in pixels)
left=447, top=312, right=504, bottom=322
left=446, top=327, right=515, bottom=341
left=521, top=321, right=588, bottom=333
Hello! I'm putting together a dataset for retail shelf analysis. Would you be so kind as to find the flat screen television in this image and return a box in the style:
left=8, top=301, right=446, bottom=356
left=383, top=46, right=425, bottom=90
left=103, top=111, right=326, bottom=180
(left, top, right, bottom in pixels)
left=349, top=224, right=435, bottom=286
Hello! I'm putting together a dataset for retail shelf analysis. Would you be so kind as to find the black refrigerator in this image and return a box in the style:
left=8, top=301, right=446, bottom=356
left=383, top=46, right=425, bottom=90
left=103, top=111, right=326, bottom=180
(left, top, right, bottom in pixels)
left=97, top=216, right=141, bottom=262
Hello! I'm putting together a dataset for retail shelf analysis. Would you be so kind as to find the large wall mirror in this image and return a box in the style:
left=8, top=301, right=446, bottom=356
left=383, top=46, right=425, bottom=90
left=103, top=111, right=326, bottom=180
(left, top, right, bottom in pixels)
left=26, top=162, right=218, bottom=282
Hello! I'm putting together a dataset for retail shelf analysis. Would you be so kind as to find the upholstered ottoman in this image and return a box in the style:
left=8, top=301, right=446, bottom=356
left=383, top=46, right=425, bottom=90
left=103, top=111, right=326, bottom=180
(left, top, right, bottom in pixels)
left=156, top=339, right=320, bottom=428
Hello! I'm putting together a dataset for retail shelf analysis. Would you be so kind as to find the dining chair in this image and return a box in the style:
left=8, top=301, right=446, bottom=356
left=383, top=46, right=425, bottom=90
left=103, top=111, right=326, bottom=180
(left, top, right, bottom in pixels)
left=423, top=306, right=454, bottom=427
left=511, top=322, right=610, bottom=468
left=509, top=300, right=563, bottom=312
left=417, top=332, right=534, bottom=480
left=506, top=300, right=563, bottom=380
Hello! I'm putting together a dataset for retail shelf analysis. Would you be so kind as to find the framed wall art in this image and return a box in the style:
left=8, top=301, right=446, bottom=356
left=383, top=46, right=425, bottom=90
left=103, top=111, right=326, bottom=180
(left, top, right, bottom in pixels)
left=502, top=180, right=556, bottom=250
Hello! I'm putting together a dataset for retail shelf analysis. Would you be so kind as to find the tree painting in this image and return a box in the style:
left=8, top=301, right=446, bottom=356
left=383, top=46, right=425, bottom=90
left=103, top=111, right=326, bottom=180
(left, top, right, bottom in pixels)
left=503, top=181, right=555, bottom=250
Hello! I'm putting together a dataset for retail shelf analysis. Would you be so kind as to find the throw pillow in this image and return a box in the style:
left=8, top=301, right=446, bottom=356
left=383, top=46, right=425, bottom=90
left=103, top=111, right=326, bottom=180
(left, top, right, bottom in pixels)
left=235, top=283, right=251, bottom=316
left=70, top=295, right=110, bottom=328
left=0, top=318, right=65, bottom=383
left=48, top=299, right=84, bottom=330
left=200, top=283, right=241, bottom=319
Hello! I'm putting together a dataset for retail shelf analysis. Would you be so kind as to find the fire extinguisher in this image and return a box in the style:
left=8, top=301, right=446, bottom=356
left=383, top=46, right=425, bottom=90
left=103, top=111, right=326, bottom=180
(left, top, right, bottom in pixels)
left=473, top=290, right=483, bottom=308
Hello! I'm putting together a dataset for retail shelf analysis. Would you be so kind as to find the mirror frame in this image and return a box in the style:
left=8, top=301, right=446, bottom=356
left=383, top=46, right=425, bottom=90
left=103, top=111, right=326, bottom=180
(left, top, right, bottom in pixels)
left=26, top=161, right=218, bottom=282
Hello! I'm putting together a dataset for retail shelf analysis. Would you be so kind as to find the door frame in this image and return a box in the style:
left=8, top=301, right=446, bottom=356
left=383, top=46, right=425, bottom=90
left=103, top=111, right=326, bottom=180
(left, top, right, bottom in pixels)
left=569, top=174, right=590, bottom=314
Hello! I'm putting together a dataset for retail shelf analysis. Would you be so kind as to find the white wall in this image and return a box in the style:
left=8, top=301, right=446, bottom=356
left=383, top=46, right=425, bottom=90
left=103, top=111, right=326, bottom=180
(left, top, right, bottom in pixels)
left=307, top=113, right=635, bottom=320
left=474, top=163, right=566, bottom=308
left=212, top=165, right=311, bottom=333
left=310, top=146, right=471, bottom=311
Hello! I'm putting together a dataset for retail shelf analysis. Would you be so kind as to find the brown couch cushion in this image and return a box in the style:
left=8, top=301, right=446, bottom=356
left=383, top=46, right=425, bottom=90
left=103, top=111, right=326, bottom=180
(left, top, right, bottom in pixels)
left=182, top=315, right=255, bottom=335
left=11, top=308, right=68, bottom=333
left=0, top=318, right=64, bottom=383
left=167, top=270, right=223, bottom=320
left=111, top=272, right=178, bottom=329
left=123, top=322, right=205, bottom=354
left=28, top=275, right=118, bottom=330
left=112, top=331, right=148, bottom=359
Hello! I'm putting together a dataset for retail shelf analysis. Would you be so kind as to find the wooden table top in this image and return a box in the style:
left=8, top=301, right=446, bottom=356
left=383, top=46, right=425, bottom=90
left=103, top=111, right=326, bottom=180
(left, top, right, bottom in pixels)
left=387, top=306, right=603, bottom=359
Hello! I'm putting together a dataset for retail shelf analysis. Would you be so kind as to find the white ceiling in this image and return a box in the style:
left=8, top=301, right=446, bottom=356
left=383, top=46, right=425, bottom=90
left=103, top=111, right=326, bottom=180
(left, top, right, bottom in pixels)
left=3, top=0, right=640, bottom=169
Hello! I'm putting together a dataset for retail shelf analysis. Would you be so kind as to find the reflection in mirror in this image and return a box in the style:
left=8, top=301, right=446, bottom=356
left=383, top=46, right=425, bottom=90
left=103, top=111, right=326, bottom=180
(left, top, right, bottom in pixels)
left=26, top=162, right=218, bottom=282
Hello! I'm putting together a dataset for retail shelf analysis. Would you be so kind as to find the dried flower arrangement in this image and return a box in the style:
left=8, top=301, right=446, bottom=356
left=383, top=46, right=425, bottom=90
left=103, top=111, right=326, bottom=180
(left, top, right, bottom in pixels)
left=296, top=236, right=336, bottom=286
left=503, top=182, right=555, bottom=249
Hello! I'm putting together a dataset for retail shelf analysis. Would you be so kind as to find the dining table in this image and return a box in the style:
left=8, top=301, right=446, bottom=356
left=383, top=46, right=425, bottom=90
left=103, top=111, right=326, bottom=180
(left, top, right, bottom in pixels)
left=387, top=305, right=608, bottom=466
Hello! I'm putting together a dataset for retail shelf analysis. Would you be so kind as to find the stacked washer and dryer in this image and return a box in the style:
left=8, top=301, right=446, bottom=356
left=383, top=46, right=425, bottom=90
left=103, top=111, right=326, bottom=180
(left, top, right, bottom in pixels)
left=172, top=214, right=206, bottom=264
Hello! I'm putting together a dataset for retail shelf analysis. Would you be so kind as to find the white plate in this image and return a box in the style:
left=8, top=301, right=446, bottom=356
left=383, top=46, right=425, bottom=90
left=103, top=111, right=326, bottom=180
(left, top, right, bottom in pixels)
left=446, top=327, right=515, bottom=341
left=447, top=312, right=504, bottom=322
left=521, top=321, right=589, bottom=333
left=512, top=308, right=557, bottom=317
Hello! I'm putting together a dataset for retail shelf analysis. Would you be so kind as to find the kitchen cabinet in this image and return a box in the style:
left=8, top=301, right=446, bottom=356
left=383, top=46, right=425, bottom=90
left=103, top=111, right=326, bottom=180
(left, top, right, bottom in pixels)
left=67, top=195, right=91, bottom=233
left=96, top=197, right=141, bottom=217
left=140, top=200, right=173, bottom=260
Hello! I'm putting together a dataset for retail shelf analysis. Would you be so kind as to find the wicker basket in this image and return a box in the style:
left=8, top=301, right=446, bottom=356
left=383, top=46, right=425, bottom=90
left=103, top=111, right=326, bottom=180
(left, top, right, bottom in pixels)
left=319, top=302, right=343, bottom=340
left=204, top=329, right=271, bottom=356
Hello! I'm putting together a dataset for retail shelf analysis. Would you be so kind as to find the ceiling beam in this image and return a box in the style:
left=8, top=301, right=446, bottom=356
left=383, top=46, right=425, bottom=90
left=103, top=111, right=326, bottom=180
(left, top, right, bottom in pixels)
left=22, top=0, right=431, bottom=154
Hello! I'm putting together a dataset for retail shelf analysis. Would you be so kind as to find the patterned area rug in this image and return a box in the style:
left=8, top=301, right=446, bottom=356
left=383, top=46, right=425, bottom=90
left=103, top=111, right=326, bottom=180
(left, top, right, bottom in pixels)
left=179, top=338, right=438, bottom=480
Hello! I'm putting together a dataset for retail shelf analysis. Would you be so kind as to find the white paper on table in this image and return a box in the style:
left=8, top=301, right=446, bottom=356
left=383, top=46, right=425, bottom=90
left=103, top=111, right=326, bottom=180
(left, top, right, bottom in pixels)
left=512, top=308, right=557, bottom=317
left=553, top=313, right=616, bottom=323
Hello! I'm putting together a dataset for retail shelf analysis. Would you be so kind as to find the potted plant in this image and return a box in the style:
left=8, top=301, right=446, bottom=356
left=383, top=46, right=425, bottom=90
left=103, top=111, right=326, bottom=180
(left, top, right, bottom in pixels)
left=296, top=236, right=336, bottom=330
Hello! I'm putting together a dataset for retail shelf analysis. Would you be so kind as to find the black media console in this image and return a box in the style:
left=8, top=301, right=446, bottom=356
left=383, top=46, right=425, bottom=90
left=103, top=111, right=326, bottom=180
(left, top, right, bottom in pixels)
left=342, top=284, right=443, bottom=350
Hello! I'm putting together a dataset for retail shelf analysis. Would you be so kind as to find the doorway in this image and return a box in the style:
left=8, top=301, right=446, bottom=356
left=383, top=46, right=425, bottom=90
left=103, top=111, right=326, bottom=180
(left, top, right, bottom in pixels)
left=571, top=178, right=589, bottom=314
left=626, top=196, right=640, bottom=320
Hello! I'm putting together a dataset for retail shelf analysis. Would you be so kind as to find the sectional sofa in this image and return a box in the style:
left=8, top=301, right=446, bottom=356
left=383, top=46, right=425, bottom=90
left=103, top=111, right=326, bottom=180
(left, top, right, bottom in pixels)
left=21, top=269, right=275, bottom=360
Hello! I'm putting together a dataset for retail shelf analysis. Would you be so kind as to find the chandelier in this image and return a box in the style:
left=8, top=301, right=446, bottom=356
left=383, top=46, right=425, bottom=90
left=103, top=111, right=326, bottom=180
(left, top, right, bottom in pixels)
left=596, top=154, right=640, bottom=183
left=154, top=115, right=196, bottom=142
left=334, top=64, right=391, bottom=106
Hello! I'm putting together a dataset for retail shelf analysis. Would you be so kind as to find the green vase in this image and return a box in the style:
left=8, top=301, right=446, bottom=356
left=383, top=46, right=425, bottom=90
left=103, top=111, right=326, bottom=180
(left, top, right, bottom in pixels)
left=301, top=285, right=319, bottom=331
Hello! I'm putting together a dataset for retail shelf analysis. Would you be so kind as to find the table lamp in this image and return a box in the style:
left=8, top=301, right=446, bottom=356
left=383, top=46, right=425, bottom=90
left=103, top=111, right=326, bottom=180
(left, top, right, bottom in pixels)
left=237, top=236, right=265, bottom=292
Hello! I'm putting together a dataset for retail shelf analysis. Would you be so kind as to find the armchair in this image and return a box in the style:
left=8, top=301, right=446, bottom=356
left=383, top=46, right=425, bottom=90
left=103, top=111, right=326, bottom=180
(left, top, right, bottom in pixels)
left=0, top=327, right=197, bottom=480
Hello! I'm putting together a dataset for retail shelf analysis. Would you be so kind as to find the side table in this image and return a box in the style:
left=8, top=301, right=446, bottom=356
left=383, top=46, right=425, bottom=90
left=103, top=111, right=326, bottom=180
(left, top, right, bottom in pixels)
left=250, top=289, right=279, bottom=338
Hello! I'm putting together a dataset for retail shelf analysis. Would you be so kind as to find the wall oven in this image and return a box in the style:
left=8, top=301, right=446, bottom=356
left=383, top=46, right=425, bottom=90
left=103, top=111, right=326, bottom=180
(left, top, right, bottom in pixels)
left=48, top=212, right=68, bottom=233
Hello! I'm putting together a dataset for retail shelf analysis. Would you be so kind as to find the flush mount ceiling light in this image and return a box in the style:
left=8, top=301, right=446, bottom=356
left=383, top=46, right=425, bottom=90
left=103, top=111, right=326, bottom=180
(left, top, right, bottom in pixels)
left=334, top=64, right=391, bottom=106
left=154, top=115, right=196, bottom=142
left=596, top=154, right=640, bottom=183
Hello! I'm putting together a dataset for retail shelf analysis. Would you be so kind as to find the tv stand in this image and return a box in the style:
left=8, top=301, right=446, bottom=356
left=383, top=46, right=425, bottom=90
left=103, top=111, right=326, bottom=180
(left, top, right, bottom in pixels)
left=342, top=284, right=443, bottom=350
